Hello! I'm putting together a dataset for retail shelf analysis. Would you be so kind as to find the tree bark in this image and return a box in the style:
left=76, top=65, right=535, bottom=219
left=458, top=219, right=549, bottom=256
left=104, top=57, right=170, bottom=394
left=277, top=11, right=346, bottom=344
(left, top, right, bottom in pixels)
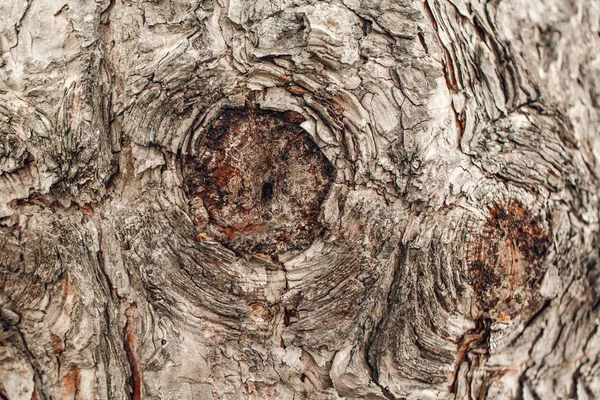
left=1, top=0, right=599, bottom=399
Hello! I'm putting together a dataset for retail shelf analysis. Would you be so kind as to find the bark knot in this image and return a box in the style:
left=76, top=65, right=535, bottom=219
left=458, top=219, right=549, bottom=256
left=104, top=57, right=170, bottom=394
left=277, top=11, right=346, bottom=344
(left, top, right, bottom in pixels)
left=466, top=200, right=551, bottom=321
left=183, top=106, right=334, bottom=256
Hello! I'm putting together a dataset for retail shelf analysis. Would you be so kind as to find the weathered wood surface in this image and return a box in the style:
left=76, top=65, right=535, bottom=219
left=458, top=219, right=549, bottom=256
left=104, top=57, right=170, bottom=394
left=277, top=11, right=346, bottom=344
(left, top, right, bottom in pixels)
left=1, top=0, right=599, bottom=398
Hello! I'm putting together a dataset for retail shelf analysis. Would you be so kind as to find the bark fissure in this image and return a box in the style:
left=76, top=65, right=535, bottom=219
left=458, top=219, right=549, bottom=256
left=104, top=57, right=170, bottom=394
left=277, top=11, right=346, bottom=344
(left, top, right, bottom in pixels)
left=1, top=0, right=600, bottom=398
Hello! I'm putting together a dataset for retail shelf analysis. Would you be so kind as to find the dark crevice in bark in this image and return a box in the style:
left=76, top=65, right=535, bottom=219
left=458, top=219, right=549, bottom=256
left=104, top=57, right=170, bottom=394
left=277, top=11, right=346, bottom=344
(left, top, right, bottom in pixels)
left=449, top=317, right=491, bottom=394
left=364, top=244, right=403, bottom=400
left=424, top=0, right=460, bottom=95
left=7, top=0, right=31, bottom=52
left=5, top=315, right=48, bottom=400
left=100, top=307, right=115, bottom=398
left=515, top=321, right=546, bottom=400
left=100, top=0, right=116, bottom=24
left=509, top=298, right=551, bottom=347
left=123, top=303, right=142, bottom=400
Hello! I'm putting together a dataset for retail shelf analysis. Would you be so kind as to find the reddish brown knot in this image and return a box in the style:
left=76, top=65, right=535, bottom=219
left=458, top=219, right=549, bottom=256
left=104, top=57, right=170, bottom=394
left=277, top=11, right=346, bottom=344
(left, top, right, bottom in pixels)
left=183, top=106, right=334, bottom=256
left=466, top=200, right=551, bottom=321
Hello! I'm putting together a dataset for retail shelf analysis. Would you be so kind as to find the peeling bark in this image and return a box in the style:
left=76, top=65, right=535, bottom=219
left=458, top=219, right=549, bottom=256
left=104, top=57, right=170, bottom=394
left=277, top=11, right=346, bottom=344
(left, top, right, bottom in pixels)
left=1, top=0, right=600, bottom=399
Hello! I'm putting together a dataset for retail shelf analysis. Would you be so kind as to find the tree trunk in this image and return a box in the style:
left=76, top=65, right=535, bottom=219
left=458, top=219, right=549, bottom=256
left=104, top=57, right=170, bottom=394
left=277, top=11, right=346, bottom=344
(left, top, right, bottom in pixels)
left=1, top=0, right=599, bottom=398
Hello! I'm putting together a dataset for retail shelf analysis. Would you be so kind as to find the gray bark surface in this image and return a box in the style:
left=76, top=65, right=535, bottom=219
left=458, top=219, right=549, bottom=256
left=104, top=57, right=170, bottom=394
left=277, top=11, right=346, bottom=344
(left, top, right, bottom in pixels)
left=1, top=0, right=599, bottom=399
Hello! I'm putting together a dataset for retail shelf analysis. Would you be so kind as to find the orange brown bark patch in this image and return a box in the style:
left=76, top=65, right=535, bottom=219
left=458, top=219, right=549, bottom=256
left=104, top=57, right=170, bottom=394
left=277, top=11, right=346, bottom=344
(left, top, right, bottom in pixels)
left=183, top=106, right=334, bottom=255
left=466, top=200, right=551, bottom=320
left=123, top=303, right=141, bottom=400
left=51, top=334, right=64, bottom=354
left=60, top=368, right=80, bottom=400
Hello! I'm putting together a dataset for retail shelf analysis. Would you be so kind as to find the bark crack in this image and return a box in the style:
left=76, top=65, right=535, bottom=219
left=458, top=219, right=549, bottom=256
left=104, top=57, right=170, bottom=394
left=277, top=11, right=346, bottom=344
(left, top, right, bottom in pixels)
left=363, top=244, right=402, bottom=400
left=123, top=303, right=142, bottom=400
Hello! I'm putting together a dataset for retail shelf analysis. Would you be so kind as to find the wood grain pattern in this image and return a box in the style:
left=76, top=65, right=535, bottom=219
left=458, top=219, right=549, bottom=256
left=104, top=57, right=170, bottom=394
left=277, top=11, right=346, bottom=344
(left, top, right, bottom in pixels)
left=0, top=0, right=599, bottom=398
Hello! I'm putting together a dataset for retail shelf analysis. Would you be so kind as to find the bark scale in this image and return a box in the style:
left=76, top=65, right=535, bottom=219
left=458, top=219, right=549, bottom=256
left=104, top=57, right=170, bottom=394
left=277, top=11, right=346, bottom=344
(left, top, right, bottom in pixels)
left=0, top=0, right=599, bottom=399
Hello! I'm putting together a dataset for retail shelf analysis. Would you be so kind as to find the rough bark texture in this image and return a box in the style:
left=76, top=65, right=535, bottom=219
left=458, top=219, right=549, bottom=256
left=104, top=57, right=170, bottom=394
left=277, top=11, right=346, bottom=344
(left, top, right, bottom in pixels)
left=1, top=0, right=600, bottom=399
